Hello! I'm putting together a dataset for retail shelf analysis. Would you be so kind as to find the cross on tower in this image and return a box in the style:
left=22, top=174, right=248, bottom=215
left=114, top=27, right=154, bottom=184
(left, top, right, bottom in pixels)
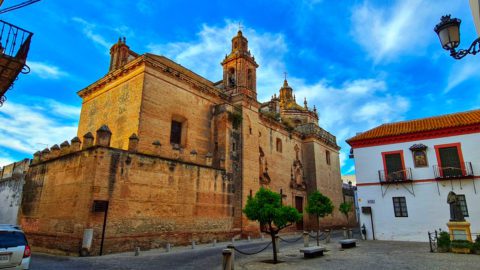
left=238, top=22, right=243, bottom=32
left=284, top=72, right=287, bottom=80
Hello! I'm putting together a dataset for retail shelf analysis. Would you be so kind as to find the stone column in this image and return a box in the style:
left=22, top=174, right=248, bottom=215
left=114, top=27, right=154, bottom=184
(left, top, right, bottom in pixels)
left=82, top=132, right=94, bottom=149
left=50, top=144, right=60, bottom=158
left=303, top=231, right=309, bottom=247
left=40, top=148, right=50, bottom=162
left=128, top=133, right=139, bottom=153
left=206, top=152, right=213, bottom=166
left=71, top=137, right=81, bottom=152
left=95, top=125, right=112, bottom=147
left=190, top=150, right=198, bottom=162
left=152, top=140, right=161, bottom=155
left=222, top=248, right=234, bottom=270
left=60, top=141, right=70, bottom=155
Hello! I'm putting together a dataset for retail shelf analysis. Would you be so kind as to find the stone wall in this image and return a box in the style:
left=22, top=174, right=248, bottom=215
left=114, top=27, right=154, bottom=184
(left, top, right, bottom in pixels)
left=0, top=159, right=30, bottom=224
left=19, top=132, right=235, bottom=255
left=77, top=62, right=145, bottom=150
left=137, top=64, right=224, bottom=163
left=302, top=138, right=345, bottom=228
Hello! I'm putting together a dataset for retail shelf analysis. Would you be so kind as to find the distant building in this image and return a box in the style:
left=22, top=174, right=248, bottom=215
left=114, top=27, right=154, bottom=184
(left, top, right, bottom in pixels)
left=0, top=159, right=30, bottom=224
left=341, top=180, right=358, bottom=227
left=347, top=110, right=480, bottom=241
left=19, top=31, right=345, bottom=255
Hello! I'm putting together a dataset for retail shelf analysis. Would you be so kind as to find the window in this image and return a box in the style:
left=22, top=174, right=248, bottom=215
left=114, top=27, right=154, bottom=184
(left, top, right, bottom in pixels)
left=457, top=194, right=469, bottom=217
left=435, top=143, right=464, bottom=177
left=326, top=150, right=331, bottom=165
left=382, top=151, right=405, bottom=181
left=228, top=68, right=236, bottom=87
left=170, top=120, right=182, bottom=145
left=276, top=138, right=282, bottom=153
left=392, top=197, right=408, bottom=217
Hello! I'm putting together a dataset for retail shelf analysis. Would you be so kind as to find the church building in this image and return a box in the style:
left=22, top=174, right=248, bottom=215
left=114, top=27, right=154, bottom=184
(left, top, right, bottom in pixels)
left=19, top=31, right=344, bottom=255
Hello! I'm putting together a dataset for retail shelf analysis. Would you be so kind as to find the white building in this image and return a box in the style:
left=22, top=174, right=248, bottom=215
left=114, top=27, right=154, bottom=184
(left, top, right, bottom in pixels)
left=347, top=109, right=480, bottom=241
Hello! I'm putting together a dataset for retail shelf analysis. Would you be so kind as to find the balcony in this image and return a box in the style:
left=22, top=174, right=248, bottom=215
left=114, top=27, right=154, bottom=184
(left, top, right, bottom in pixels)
left=295, top=123, right=338, bottom=148
left=378, top=168, right=413, bottom=184
left=0, top=20, right=33, bottom=106
left=433, top=162, right=474, bottom=180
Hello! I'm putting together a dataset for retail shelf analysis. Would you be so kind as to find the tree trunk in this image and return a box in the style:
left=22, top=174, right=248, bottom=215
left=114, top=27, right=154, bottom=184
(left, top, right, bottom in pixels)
left=316, top=214, right=320, bottom=246
left=270, top=231, right=277, bottom=263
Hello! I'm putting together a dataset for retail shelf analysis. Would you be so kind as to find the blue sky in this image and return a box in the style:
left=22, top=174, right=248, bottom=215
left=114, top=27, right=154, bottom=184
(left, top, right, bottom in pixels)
left=1, top=0, right=479, bottom=175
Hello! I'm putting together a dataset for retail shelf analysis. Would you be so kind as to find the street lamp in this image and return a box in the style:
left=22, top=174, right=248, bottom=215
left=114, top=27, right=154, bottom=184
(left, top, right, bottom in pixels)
left=434, top=14, right=480, bottom=59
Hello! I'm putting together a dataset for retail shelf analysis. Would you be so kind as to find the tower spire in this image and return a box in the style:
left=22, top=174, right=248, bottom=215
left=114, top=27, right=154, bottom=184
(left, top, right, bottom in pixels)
left=221, top=29, right=259, bottom=99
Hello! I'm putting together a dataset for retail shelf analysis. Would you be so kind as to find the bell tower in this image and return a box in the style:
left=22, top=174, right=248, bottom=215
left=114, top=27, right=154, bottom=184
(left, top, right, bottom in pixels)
left=109, top=37, right=130, bottom=72
left=221, top=31, right=259, bottom=99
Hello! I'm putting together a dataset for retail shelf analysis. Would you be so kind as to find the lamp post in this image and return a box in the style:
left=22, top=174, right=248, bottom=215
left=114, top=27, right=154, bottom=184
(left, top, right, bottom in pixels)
left=434, top=14, right=480, bottom=59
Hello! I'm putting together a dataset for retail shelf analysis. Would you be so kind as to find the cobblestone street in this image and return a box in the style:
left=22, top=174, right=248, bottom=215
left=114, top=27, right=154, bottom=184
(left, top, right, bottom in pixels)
left=30, top=233, right=480, bottom=269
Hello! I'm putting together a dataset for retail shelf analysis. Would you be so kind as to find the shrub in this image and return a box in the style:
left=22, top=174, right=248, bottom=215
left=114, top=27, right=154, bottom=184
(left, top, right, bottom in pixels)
left=437, top=231, right=450, bottom=251
left=228, top=111, right=242, bottom=129
left=471, top=236, right=480, bottom=251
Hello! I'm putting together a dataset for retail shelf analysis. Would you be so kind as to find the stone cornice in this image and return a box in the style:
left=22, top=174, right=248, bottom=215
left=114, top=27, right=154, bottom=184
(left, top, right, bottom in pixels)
left=77, top=56, right=146, bottom=99
left=144, top=55, right=228, bottom=100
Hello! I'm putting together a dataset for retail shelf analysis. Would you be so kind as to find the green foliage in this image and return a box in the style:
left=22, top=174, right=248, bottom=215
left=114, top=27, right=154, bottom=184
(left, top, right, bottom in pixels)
left=450, top=240, right=473, bottom=250
left=306, top=191, right=334, bottom=217
left=261, top=111, right=280, bottom=121
left=243, top=187, right=302, bottom=232
left=473, top=236, right=480, bottom=251
left=339, top=202, right=352, bottom=217
left=437, top=231, right=451, bottom=250
left=228, top=111, right=242, bottom=129
left=243, top=187, right=302, bottom=263
left=281, top=117, right=295, bottom=132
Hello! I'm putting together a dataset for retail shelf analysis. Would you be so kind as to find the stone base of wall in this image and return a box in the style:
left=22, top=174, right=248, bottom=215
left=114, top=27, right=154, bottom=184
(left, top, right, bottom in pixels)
left=26, top=230, right=242, bottom=256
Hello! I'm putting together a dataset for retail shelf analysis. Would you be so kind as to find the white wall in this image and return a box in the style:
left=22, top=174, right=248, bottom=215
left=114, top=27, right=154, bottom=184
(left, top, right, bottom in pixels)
left=0, top=160, right=29, bottom=225
left=353, top=133, right=480, bottom=241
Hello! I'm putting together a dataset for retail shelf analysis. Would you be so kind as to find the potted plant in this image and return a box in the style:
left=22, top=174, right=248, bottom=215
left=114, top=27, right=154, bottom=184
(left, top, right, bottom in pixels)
left=437, top=231, right=450, bottom=253
left=450, top=240, right=472, bottom=254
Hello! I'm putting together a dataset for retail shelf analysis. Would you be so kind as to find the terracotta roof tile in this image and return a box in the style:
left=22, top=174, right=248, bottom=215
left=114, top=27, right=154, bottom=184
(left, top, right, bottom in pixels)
left=347, top=109, right=480, bottom=143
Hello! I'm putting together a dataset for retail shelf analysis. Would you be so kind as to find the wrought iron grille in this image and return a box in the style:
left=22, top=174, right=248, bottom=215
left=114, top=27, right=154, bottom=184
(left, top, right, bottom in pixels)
left=378, top=168, right=412, bottom=183
left=0, top=20, right=32, bottom=60
left=433, top=162, right=473, bottom=179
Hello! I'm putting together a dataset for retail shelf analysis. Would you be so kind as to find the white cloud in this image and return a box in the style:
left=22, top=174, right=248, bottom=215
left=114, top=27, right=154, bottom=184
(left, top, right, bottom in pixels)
left=72, top=17, right=111, bottom=50
left=350, top=0, right=459, bottom=63
left=27, top=61, right=68, bottom=79
left=147, top=20, right=288, bottom=97
left=0, top=100, right=79, bottom=158
left=444, top=58, right=480, bottom=93
left=0, top=151, right=15, bottom=167
left=145, top=21, right=411, bottom=173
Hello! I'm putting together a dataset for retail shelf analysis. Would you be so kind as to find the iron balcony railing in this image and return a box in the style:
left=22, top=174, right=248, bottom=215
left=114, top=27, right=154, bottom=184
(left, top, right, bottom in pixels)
left=378, top=168, right=413, bottom=184
left=433, top=162, right=474, bottom=179
left=0, top=19, right=32, bottom=60
left=0, top=20, right=33, bottom=105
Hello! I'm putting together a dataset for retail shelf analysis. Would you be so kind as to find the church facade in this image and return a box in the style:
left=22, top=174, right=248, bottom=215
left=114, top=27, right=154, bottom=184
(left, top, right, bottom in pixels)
left=19, top=31, right=344, bottom=255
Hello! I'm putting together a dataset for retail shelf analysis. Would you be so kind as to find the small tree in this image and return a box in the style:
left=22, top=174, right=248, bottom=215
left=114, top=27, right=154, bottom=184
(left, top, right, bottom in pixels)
left=339, top=202, right=353, bottom=223
left=306, top=191, right=334, bottom=245
left=243, top=187, right=302, bottom=263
